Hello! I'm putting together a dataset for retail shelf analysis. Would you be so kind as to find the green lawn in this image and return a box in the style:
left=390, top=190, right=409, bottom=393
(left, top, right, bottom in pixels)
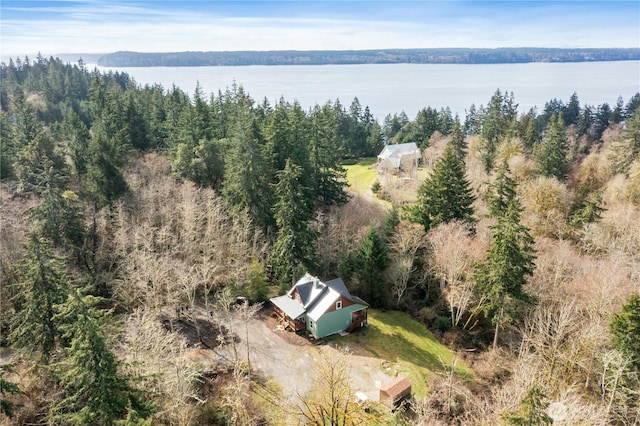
left=344, top=157, right=378, bottom=194
left=334, top=309, right=474, bottom=396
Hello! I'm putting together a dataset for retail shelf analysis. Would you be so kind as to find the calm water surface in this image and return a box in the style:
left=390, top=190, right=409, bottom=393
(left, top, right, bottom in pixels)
left=95, top=61, right=640, bottom=120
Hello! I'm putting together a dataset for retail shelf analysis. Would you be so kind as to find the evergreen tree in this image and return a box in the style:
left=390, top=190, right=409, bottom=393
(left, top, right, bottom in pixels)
left=464, top=103, right=484, bottom=136
left=383, top=111, right=409, bottom=141
left=285, top=101, right=313, bottom=174
left=63, top=111, right=90, bottom=178
left=163, top=84, right=190, bottom=149
left=406, top=146, right=476, bottom=232
left=576, top=104, right=594, bottom=140
left=122, top=90, right=149, bottom=150
left=52, top=291, right=151, bottom=425
left=501, top=386, right=552, bottom=425
left=27, top=168, right=85, bottom=252
left=564, top=92, right=581, bottom=126
left=9, top=234, right=69, bottom=363
left=84, top=127, right=129, bottom=208
left=223, top=112, right=274, bottom=230
left=487, top=162, right=517, bottom=218
left=610, top=108, right=640, bottom=174
left=381, top=206, right=400, bottom=238
left=309, top=104, right=349, bottom=205
left=0, top=364, right=23, bottom=418
left=173, top=137, right=225, bottom=189
left=146, top=84, right=168, bottom=149
left=0, top=114, right=15, bottom=179
left=270, top=159, right=318, bottom=289
left=611, top=96, right=625, bottom=125
left=473, top=196, right=536, bottom=349
left=536, top=114, right=567, bottom=180
left=593, top=103, right=611, bottom=141
left=520, top=111, right=539, bottom=151
left=625, top=93, right=640, bottom=117
left=15, top=131, right=68, bottom=195
left=480, top=90, right=517, bottom=172
left=449, top=121, right=467, bottom=159
left=11, top=87, right=43, bottom=150
left=192, top=82, right=212, bottom=141
left=411, top=107, right=441, bottom=148
left=610, top=293, right=640, bottom=371
left=354, top=226, right=388, bottom=308
left=346, top=97, right=369, bottom=156
left=262, top=99, right=288, bottom=171
left=365, top=119, right=384, bottom=157
left=568, top=191, right=604, bottom=234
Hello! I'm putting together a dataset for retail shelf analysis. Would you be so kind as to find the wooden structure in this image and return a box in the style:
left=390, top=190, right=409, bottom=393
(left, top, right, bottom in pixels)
left=272, top=305, right=306, bottom=332
left=379, top=376, right=412, bottom=410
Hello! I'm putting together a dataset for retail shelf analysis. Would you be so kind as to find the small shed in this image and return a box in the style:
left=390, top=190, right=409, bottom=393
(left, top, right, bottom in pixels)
left=379, top=376, right=411, bottom=410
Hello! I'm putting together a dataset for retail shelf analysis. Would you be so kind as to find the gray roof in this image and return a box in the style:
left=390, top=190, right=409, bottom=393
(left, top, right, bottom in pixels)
left=270, top=295, right=306, bottom=320
left=377, top=143, right=421, bottom=169
left=293, top=281, right=312, bottom=306
left=271, top=273, right=368, bottom=321
left=325, top=278, right=369, bottom=306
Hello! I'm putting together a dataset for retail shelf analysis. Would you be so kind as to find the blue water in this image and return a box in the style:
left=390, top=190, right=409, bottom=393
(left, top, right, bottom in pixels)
left=95, top=61, right=640, bottom=120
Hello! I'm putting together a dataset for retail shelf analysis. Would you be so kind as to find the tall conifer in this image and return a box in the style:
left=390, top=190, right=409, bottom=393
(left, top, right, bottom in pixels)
left=52, top=291, right=151, bottom=424
left=270, top=159, right=318, bottom=288
left=473, top=191, right=535, bottom=349
left=406, top=146, right=475, bottom=232
left=10, top=235, right=69, bottom=363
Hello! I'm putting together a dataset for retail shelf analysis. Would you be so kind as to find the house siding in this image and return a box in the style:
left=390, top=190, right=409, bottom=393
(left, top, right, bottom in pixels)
left=323, top=295, right=356, bottom=314
left=314, top=303, right=366, bottom=338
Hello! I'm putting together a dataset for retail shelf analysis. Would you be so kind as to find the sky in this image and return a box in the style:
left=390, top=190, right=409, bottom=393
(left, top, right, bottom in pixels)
left=1, top=1, right=639, bottom=58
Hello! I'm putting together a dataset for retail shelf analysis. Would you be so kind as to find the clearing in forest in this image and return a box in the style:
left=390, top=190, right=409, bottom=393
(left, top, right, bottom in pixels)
left=328, top=309, right=474, bottom=397
left=344, top=157, right=378, bottom=195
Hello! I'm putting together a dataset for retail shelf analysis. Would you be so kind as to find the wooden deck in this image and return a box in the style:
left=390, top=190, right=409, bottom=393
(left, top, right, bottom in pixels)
left=346, top=308, right=368, bottom=333
left=273, top=306, right=306, bottom=332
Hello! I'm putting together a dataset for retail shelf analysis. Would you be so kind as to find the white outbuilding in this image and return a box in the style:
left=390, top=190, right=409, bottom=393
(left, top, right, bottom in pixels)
left=377, top=142, right=421, bottom=172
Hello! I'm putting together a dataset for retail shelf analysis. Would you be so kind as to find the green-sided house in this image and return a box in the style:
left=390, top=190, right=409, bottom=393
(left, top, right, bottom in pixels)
left=270, top=273, right=369, bottom=339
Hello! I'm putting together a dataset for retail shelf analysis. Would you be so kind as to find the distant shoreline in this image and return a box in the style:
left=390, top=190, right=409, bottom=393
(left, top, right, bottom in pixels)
left=55, top=47, right=640, bottom=68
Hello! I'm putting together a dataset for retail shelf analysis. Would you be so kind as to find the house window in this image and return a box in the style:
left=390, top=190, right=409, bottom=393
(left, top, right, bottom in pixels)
left=336, top=301, right=342, bottom=310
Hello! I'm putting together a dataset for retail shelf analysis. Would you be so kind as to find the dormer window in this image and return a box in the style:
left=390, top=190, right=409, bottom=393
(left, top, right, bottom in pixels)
left=336, top=300, right=342, bottom=310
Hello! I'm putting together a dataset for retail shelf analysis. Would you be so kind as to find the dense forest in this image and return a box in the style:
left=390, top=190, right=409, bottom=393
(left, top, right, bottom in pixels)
left=0, top=55, right=639, bottom=425
left=88, top=47, right=640, bottom=67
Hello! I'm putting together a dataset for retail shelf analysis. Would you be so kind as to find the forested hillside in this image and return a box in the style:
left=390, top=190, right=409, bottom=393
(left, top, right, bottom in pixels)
left=1, top=55, right=639, bottom=425
left=91, top=47, right=640, bottom=67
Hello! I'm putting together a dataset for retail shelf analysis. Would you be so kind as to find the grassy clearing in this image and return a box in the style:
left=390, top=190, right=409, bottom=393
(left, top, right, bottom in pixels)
left=333, top=309, right=474, bottom=397
left=344, top=158, right=393, bottom=209
left=344, top=157, right=379, bottom=194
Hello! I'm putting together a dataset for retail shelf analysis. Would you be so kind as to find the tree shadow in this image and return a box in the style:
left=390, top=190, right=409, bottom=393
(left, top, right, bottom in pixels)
left=356, top=312, right=473, bottom=381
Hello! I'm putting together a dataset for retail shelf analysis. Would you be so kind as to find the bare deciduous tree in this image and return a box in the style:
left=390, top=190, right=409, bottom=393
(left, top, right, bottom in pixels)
left=295, top=352, right=369, bottom=426
left=121, top=309, right=203, bottom=426
left=385, top=222, right=428, bottom=307
left=429, top=221, right=483, bottom=327
left=213, top=288, right=263, bottom=425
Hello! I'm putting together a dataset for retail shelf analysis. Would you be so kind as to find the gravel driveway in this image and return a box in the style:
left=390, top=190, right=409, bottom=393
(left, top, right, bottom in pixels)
left=219, top=307, right=391, bottom=403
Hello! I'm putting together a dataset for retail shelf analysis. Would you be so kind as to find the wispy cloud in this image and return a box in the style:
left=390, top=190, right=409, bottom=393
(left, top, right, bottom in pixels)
left=1, top=1, right=638, bottom=57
